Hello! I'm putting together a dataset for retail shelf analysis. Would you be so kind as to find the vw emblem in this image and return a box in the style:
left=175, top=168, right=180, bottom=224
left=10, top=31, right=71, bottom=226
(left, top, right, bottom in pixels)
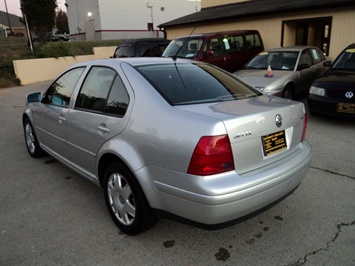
left=275, top=114, right=282, bottom=128
left=345, top=91, right=354, bottom=99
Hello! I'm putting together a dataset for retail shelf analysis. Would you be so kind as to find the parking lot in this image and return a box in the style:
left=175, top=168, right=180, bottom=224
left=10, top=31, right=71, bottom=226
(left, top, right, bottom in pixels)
left=1, top=82, right=354, bottom=266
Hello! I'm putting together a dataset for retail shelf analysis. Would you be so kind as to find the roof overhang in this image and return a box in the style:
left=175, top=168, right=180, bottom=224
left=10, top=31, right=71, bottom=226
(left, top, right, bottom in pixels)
left=159, top=0, right=355, bottom=29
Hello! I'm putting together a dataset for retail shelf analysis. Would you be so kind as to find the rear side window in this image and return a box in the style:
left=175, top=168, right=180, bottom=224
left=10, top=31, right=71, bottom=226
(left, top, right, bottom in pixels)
left=245, top=34, right=262, bottom=49
left=136, top=63, right=261, bottom=105
left=106, top=76, right=129, bottom=116
left=76, top=66, right=129, bottom=116
left=225, top=35, right=245, bottom=52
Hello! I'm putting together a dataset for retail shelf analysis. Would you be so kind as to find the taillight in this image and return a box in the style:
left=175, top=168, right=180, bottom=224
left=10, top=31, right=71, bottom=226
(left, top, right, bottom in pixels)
left=301, top=113, right=307, bottom=142
left=187, top=135, right=234, bottom=176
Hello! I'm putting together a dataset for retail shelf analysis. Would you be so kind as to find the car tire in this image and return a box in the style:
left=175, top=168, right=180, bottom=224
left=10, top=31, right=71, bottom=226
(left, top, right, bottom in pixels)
left=103, top=162, right=157, bottom=235
left=23, top=118, right=45, bottom=158
left=282, top=84, right=294, bottom=100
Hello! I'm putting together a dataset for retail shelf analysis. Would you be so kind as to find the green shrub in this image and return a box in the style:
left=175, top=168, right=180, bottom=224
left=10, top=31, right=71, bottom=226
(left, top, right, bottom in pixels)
left=35, top=41, right=73, bottom=58
left=0, top=60, right=21, bottom=88
left=34, top=40, right=122, bottom=58
left=0, top=37, right=122, bottom=88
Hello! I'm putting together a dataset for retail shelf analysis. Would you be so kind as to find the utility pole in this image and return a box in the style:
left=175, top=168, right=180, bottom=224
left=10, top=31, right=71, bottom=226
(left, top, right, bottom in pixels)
left=19, top=0, right=34, bottom=53
left=4, top=0, right=14, bottom=35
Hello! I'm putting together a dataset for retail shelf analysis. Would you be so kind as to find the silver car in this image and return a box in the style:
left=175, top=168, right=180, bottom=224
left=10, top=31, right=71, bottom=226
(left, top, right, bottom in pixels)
left=23, top=58, right=312, bottom=235
left=234, top=46, right=328, bottom=99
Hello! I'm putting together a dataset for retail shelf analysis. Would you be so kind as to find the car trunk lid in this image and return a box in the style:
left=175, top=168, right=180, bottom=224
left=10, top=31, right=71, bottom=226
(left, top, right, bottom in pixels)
left=176, top=95, right=306, bottom=174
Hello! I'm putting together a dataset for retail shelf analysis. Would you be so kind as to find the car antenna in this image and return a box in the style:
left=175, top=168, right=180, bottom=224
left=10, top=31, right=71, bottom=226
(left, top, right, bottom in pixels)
left=172, top=24, right=199, bottom=61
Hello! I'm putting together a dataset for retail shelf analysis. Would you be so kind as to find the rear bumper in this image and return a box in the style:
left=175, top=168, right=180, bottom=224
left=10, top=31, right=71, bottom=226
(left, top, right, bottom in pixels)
left=138, top=141, right=312, bottom=225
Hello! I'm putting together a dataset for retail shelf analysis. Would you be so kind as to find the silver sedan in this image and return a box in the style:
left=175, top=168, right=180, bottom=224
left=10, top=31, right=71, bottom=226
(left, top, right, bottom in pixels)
left=23, top=58, right=312, bottom=235
left=234, top=46, right=329, bottom=99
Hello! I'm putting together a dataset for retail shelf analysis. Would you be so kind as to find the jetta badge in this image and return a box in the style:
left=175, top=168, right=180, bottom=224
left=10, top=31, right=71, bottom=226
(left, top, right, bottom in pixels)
left=345, top=91, right=354, bottom=99
left=275, top=114, right=282, bottom=127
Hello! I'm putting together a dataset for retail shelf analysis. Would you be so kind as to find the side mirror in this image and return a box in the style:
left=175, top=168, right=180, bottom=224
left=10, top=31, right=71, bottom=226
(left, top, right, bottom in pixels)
left=203, top=50, right=214, bottom=58
left=323, top=60, right=331, bottom=67
left=26, top=92, right=42, bottom=103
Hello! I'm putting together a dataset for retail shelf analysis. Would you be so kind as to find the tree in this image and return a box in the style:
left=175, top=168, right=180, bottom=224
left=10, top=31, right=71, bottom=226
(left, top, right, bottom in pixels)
left=21, top=0, right=57, bottom=42
left=56, top=10, right=69, bottom=34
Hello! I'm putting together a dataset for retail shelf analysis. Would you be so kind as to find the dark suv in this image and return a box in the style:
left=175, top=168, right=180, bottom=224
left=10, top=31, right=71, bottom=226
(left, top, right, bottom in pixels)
left=112, top=38, right=170, bottom=58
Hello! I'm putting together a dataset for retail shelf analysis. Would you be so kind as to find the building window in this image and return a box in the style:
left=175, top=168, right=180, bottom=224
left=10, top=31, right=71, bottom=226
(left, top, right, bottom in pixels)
left=147, top=23, right=153, bottom=31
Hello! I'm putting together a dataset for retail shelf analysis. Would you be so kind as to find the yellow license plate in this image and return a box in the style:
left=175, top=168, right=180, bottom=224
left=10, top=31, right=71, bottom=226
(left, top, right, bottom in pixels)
left=337, top=103, right=355, bottom=114
left=262, top=130, right=287, bottom=156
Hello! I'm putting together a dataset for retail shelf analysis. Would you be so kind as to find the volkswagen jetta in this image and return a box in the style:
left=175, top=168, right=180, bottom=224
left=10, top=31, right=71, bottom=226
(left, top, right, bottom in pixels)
left=23, top=58, right=312, bottom=235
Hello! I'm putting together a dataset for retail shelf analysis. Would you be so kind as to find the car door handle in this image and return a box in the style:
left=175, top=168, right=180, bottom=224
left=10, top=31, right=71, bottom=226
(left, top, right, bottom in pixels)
left=98, top=124, right=110, bottom=134
left=58, top=115, right=66, bottom=124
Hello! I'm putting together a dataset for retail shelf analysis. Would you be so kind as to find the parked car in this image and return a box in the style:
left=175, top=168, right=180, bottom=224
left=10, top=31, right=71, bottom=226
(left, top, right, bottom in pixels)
left=308, top=43, right=355, bottom=119
left=162, top=30, right=264, bottom=72
left=49, top=32, right=70, bottom=42
left=112, top=38, right=170, bottom=58
left=32, top=32, right=70, bottom=43
left=234, top=46, right=329, bottom=99
left=23, top=58, right=312, bottom=235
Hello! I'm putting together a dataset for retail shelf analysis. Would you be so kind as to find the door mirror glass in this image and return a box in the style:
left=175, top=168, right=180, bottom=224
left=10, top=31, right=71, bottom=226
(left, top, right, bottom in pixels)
left=26, top=92, right=42, bottom=103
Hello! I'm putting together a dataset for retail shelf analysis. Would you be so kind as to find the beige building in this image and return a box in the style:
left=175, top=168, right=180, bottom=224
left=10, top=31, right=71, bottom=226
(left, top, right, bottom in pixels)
left=159, top=0, right=355, bottom=60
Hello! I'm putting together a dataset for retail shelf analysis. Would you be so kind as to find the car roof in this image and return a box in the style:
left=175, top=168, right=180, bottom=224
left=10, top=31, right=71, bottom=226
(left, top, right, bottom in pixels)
left=117, top=57, right=197, bottom=66
left=265, top=46, right=317, bottom=52
left=71, top=57, right=199, bottom=69
left=120, top=38, right=169, bottom=44
left=175, top=30, right=259, bottom=39
left=345, top=43, right=355, bottom=49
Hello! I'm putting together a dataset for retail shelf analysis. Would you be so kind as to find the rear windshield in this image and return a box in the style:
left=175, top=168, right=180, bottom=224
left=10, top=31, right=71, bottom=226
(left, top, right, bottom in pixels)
left=135, top=63, right=261, bottom=105
left=115, top=44, right=135, bottom=57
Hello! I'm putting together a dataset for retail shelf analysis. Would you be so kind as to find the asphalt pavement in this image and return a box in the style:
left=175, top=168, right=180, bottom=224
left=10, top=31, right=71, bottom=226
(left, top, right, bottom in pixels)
left=1, top=82, right=354, bottom=266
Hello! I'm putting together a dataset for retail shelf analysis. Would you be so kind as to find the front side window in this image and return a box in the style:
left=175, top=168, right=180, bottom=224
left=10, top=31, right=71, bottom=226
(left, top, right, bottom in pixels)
left=310, top=48, right=325, bottom=64
left=298, top=49, right=313, bottom=69
left=136, top=63, right=261, bottom=105
left=162, top=37, right=203, bottom=58
left=205, top=38, right=222, bottom=56
left=45, top=67, right=85, bottom=107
